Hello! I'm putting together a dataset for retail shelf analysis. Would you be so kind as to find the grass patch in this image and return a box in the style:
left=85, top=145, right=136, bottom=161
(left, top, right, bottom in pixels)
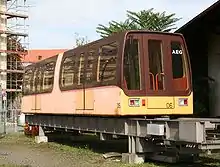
left=0, top=133, right=161, bottom=167
left=1, top=133, right=220, bottom=167
left=0, top=165, right=31, bottom=167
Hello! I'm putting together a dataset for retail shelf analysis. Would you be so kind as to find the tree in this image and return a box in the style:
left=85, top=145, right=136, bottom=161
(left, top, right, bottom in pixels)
left=74, top=33, right=90, bottom=47
left=96, top=8, right=181, bottom=37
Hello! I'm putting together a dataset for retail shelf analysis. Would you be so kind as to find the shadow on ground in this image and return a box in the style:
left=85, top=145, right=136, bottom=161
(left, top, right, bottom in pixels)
left=148, top=156, right=220, bottom=167
left=46, top=132, right=220, bottom=167
left=47, top=132, right=128, bottom=153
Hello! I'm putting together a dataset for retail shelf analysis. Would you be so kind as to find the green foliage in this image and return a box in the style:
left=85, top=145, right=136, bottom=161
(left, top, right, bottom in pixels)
left=96, top=8, right=181, bottom=37
left=74, top=33, right=90, bottom=47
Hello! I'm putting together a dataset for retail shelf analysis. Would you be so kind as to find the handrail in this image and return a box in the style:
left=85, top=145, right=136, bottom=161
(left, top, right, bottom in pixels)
left=155, top=73, right=165, bottom=91
left=149, top=72, right=155, bottom=90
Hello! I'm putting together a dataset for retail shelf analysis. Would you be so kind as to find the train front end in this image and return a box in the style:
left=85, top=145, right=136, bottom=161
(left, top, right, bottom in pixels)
left=119, top=31, right=193, bottom=116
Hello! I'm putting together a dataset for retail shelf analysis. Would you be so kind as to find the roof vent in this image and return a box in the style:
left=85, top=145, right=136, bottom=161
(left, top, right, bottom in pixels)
left=38, top=55, right=42, bottom=60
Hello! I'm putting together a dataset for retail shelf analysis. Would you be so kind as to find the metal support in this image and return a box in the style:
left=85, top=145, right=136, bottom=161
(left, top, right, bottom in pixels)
left=3, top=99, right=6, bottom=134
left=38, top=126, right=45, bottom=137
left=26, top=114, right=220, bottom=164
left=35, top=126, right=48, bottom=143
left=0, top=85, right=2, bottom=133
left=128, top=136, right=136, bottom=153
left=0, top=84, right=6, bottom=134
left=2, top=88, right=7, bottom=134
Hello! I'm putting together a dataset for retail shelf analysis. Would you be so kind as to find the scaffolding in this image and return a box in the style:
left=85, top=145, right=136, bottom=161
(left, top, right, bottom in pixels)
left=0, top=0, right=29, bottom=127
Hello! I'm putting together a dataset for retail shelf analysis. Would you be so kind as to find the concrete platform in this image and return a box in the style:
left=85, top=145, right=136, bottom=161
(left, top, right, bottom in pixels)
left=35, top=136, right=48, bottom=144
left=122, top=153, right=145, bottom=164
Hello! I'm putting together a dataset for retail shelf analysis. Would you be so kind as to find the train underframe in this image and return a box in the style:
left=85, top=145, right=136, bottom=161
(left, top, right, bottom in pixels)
left=24, top=114, right=220, bottom=164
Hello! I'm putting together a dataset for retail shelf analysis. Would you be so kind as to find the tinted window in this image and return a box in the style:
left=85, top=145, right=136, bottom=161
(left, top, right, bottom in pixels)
left=171, top=41, right=184, bottom=79
left=61, top=56, right=77, bottom=87
left=148, top=40, right=165, bottom=90
left=85, top=52, right=95, bottom=83
left=123, top=38, right=141, bottom=90
left=35, top=67, right=43, bottom=93
left=77, top=54, right=85, bottom=85
left=42, top=62, right=55, bottom=92
left=23, top=68, right=34, bottom=95
left=98, top=42, right=118, bottom=83
left=23, top=56, right=57, bottom=95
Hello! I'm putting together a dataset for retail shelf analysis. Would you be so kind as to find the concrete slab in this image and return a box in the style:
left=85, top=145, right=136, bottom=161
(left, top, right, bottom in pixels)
left=122, top=153, right=145, bottom=164
left=35, top=136, right=48, bottom=144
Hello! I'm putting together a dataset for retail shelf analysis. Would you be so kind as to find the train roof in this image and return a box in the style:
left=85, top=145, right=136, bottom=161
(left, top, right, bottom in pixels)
left=72, top=30, right=183, bottom=48
left=24, top=30, right=183, bottom=70
left=64, top=30, right=183, bottom=54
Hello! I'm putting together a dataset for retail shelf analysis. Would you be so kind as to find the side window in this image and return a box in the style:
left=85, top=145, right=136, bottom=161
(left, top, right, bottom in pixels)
left=171, top=41, right=188, bottom=91
left=23, top=68, right=33, bottom=95
left=98, top=42, right=118, bottom=83
left=148, top=40, right=164, bottom=90
left=123, top=38, right=141, bottom=90
left=42, top=62, right=55, bottom=92
left=77, top=53, right=85, bottom=85
left=85, top=51, right=95, bottom=83
left=35, top=66, right=43, bottom=93
left=61, top=56, right=77, bottom=87
left=171, top=41, right=185, bottom=79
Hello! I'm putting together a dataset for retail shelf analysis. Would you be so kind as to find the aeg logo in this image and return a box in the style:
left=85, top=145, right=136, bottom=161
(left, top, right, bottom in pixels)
left=172, top=50, right=182, bottom=54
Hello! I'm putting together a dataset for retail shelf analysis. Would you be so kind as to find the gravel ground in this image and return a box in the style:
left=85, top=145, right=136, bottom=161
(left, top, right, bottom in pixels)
left=0, top=133, right=153, bottom=167
left=0, top=132, right=220, bottom=167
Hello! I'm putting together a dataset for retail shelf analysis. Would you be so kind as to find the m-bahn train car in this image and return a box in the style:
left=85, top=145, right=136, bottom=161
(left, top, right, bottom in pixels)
left=22, top=30, right=220, bottom=164
left=22, top=30, right=193, bottom=117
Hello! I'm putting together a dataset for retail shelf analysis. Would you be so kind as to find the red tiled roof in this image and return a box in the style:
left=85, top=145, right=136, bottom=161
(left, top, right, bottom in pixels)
left=21, top=49, right=68, bottom=63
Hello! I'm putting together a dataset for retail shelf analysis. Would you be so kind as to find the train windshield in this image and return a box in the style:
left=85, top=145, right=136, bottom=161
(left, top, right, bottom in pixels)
left=123, top=32, right=191, bottom=96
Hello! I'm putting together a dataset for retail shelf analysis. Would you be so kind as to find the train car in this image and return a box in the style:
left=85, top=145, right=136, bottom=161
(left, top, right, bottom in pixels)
left=21, top=30, right=192, bottom=117
left=22, top=30, right=220, bottom=164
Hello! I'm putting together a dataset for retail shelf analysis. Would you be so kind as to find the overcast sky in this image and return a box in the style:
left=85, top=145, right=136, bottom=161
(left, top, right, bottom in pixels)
left=28, top=0, right=218, bottom=49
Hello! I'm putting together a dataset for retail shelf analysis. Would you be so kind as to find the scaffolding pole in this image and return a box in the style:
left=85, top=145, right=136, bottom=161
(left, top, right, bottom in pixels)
left=0, top=0, right=29, bottom=132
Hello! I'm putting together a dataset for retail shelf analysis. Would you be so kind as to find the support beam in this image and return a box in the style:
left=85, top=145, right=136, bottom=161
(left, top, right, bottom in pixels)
left=35, top=126, right=48, bottom=144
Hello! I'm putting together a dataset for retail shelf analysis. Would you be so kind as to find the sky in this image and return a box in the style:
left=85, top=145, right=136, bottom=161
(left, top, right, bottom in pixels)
left=28, top=0, right=219, bottom=49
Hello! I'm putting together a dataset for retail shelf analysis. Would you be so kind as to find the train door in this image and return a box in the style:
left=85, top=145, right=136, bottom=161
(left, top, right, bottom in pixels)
left=76, top=53, right=85, bottom=110
left=123, top=34, right=145, bottom=96
left=144, top=34, right=175, bottom=109
left=84, top=50, right=97, bottom=111
left=31, top=68, right=36, bottom=112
